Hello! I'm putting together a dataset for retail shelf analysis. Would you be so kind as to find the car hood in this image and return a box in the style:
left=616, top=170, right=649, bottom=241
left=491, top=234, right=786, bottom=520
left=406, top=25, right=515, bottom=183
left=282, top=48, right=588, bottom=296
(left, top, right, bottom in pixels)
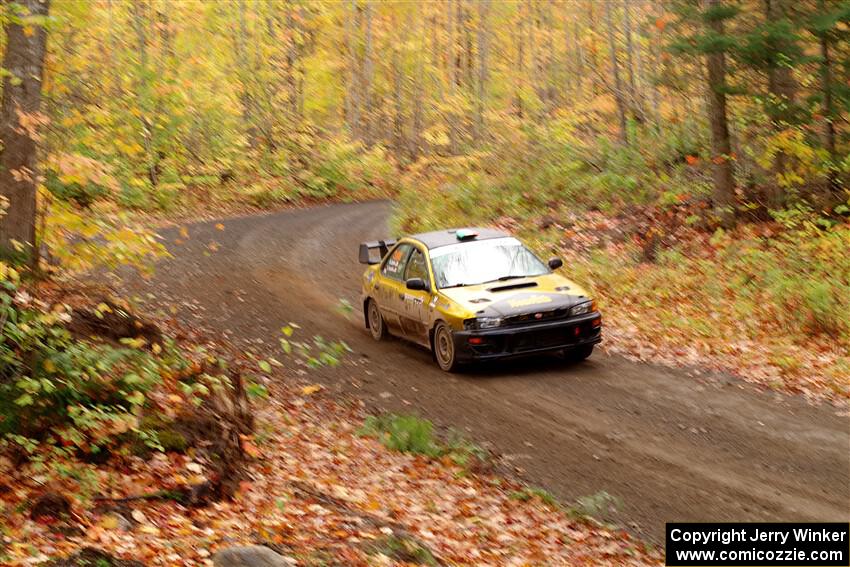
left=438, top=273, right=592, bottom=318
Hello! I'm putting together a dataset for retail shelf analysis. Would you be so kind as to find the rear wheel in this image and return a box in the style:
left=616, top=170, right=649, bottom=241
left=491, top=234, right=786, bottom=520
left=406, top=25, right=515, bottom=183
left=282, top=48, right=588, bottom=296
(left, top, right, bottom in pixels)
left=367, top=298, right=388, bottom=340
left=565, top=344, right=594, bottom=362
left=433, top=321, right=460, bottom=372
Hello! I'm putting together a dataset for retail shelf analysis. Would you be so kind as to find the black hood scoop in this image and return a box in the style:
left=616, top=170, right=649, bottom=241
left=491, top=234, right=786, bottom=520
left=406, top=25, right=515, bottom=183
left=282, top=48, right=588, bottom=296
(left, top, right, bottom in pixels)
left=487, top=281, right=538, bottom=293
left=474, top=291, right=588, bottom=319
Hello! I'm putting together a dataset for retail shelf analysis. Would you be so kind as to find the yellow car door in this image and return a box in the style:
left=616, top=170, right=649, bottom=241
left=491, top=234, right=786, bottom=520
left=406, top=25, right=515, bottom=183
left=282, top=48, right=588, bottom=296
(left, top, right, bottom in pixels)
left=376, top=242, right=414, bottom=335
left=399, top=246, right=432, bottom=344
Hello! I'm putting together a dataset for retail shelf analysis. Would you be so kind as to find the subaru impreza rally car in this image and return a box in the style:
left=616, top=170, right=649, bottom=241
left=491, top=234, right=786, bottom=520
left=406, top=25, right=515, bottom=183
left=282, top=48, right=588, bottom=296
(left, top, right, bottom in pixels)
left=359, top=228, right=602, bottom=371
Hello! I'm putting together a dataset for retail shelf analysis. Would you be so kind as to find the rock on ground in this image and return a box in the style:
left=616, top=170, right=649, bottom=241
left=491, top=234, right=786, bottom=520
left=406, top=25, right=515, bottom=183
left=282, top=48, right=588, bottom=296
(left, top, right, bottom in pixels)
left=213, top=546, right=297, bottom=567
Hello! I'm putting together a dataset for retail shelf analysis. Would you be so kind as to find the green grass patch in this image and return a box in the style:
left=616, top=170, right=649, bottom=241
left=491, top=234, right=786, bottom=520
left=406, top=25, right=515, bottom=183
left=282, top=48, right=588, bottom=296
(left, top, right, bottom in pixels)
left=509, top=486, right=560, bottom=508
left=358, top=413, right=487, bottom=468
left=567, top=490, right=621, bottom=520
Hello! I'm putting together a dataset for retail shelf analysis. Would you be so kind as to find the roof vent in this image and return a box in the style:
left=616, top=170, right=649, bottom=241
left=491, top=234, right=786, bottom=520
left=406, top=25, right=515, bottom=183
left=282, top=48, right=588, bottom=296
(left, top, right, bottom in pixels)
left=455, top=228, right=478, bottom=241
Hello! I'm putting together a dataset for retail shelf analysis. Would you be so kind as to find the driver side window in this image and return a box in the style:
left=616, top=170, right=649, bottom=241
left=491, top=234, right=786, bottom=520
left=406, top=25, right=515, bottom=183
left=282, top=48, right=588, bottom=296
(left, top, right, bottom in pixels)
left=404, top=248, right=430, bottom=289
left=381, top=243, right=413, bottom=280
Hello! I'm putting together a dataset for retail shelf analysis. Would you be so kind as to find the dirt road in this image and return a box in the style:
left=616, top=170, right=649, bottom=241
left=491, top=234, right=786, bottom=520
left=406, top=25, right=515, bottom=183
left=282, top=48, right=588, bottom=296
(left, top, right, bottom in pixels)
left=123, top=201, right=849, bottom=542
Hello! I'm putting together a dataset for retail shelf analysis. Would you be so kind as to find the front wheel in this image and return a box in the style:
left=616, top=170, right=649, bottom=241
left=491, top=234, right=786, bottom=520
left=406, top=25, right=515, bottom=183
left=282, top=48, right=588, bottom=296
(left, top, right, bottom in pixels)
left=367, top=298, right=388, bottom=340
left=433, top=322, right=460, bottom=372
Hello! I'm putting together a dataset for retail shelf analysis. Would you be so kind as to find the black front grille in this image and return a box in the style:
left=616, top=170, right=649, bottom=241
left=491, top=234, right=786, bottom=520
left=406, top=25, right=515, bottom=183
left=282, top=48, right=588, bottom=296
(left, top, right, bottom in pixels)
left=503, top=307, right=570, bottom=327
left=508, top=322, right=600, bottom=353
left=512, top=328, right=569, bottom=351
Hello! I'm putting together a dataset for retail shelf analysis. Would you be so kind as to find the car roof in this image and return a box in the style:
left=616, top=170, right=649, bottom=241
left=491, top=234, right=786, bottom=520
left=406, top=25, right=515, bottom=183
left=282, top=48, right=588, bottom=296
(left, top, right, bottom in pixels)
left=407, top=227, right=509, bottom=250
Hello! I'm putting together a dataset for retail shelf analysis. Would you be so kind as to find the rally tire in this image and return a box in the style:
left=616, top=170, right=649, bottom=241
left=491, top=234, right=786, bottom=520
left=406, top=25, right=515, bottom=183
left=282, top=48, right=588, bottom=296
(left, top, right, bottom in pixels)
left=433, top=321, right=460, bottom=372
left=367, top=298, right=388, bottom=340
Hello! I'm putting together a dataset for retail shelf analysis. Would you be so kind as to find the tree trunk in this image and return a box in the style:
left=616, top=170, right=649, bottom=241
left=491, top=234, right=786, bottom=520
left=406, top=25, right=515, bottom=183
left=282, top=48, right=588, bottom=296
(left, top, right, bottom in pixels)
left=649, top=2, right=663, bottom=129
left=344, top=0, right=360, bottom=137
left=391, top=43, right=403, bottom=153
left=623, top=0, right=640, bottom=117
left=447, top=0, right=458, bottom=153
left=285, top=1, right=301, bottom=124
left=564, top=13, right=574, bottom=99
left=528, top=0, right=538, bottom=113
left=461, top=0, right=473, bottom=89
left=410, top=4, right=425, bottom=158
left=587, top=1, right=599, bottom=95
left=704, top=0, right=735, bottom=226
left=474, top=0, right=489, bottom=142
left=604, top=0, right=629, bottom=144
left=764, top=0, right=797, bottom=117
left=0, top=0, right=50, bottom=263
left=541, top=0, right=555, bottom=112
left=763, top=0, right=797, bottom=208
left=362, top=0, right=374, bottom=146
left=130, top=0, right=159, bottom=186
left=818, top=0, right=839, bottom=196
left=574, top=20, right=585, bottom=100
left=514, top=18, right=524, bottom=119
left=107, top=0, right=121, bottom=98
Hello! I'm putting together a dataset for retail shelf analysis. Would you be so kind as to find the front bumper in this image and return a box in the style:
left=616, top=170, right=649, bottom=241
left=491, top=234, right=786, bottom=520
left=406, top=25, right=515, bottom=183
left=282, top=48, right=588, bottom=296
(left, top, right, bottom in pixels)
left=452, top=312, right=602, bottom=362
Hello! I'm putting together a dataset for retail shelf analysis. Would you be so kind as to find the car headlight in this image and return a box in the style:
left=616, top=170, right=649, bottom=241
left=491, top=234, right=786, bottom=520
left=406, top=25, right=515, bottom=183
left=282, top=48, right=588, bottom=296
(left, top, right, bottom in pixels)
left=464, top=317, right=502, bottom=330
left=569, top=300, right=596, bottom=317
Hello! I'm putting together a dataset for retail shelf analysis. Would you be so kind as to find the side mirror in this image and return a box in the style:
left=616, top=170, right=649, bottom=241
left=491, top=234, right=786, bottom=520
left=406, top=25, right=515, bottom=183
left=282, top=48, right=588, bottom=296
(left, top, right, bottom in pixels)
left=406, top=277, right=429, bottom=291
left=548, top=257, right=563, bottom=270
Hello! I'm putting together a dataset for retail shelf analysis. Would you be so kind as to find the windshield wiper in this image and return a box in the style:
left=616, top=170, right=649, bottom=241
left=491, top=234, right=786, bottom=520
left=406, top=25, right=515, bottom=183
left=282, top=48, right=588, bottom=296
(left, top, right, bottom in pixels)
left=478, top=275, right=528, bottom=285
left=445, top=275, right=528, bottom=288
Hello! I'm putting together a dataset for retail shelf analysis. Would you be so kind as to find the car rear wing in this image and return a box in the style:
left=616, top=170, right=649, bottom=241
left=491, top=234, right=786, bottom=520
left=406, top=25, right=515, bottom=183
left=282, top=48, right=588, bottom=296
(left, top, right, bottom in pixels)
left=359, top=239, right=396, bottom=265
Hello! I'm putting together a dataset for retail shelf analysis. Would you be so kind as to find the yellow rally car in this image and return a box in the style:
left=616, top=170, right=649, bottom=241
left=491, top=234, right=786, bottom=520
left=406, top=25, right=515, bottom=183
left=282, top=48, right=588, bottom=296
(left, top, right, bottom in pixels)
left=359, top=228, right=602, bottom=371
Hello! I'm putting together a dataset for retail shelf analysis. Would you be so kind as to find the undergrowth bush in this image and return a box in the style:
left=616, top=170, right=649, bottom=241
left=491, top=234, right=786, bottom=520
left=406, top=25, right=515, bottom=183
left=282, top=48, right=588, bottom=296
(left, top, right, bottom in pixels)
left=43, top=199, right=169, bottom=277
left=0, top=267, right=163, bottom=458
left=236, top=182, right=298, bottom=208
left=393, top=120, right=706, bottom=235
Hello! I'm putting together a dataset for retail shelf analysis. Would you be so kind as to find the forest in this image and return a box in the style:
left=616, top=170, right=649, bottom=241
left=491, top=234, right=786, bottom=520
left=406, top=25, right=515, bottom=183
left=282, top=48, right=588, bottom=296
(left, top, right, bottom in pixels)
left=0, top=0, right=845, bottom=218
left=7, top=0, right=844, bottom=392
left=0, top=0, right=849, bottom=564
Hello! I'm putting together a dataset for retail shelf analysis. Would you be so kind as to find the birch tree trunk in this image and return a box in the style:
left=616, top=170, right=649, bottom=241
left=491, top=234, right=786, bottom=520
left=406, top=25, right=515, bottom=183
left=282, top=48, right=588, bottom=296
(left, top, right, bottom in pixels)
left=605, top=0, right=629, bottom=144
left=362, top=0, right=374, bottom=145
left=235, top=0, right=258, bottom=149
left=391, top=39, right=404, bottom=154
left=447, top=0, right=458, bottom=153
left=408, top=5, right=424, bottom=158
left=130, top=0, right=159, bottom=186
left=475, top=0, right=489, bottom=142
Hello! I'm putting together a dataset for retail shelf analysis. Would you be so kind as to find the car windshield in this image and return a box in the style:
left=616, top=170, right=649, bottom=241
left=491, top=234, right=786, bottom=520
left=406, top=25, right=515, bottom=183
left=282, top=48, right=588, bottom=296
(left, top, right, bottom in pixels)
left=430, top=237, right=549, bottom=289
